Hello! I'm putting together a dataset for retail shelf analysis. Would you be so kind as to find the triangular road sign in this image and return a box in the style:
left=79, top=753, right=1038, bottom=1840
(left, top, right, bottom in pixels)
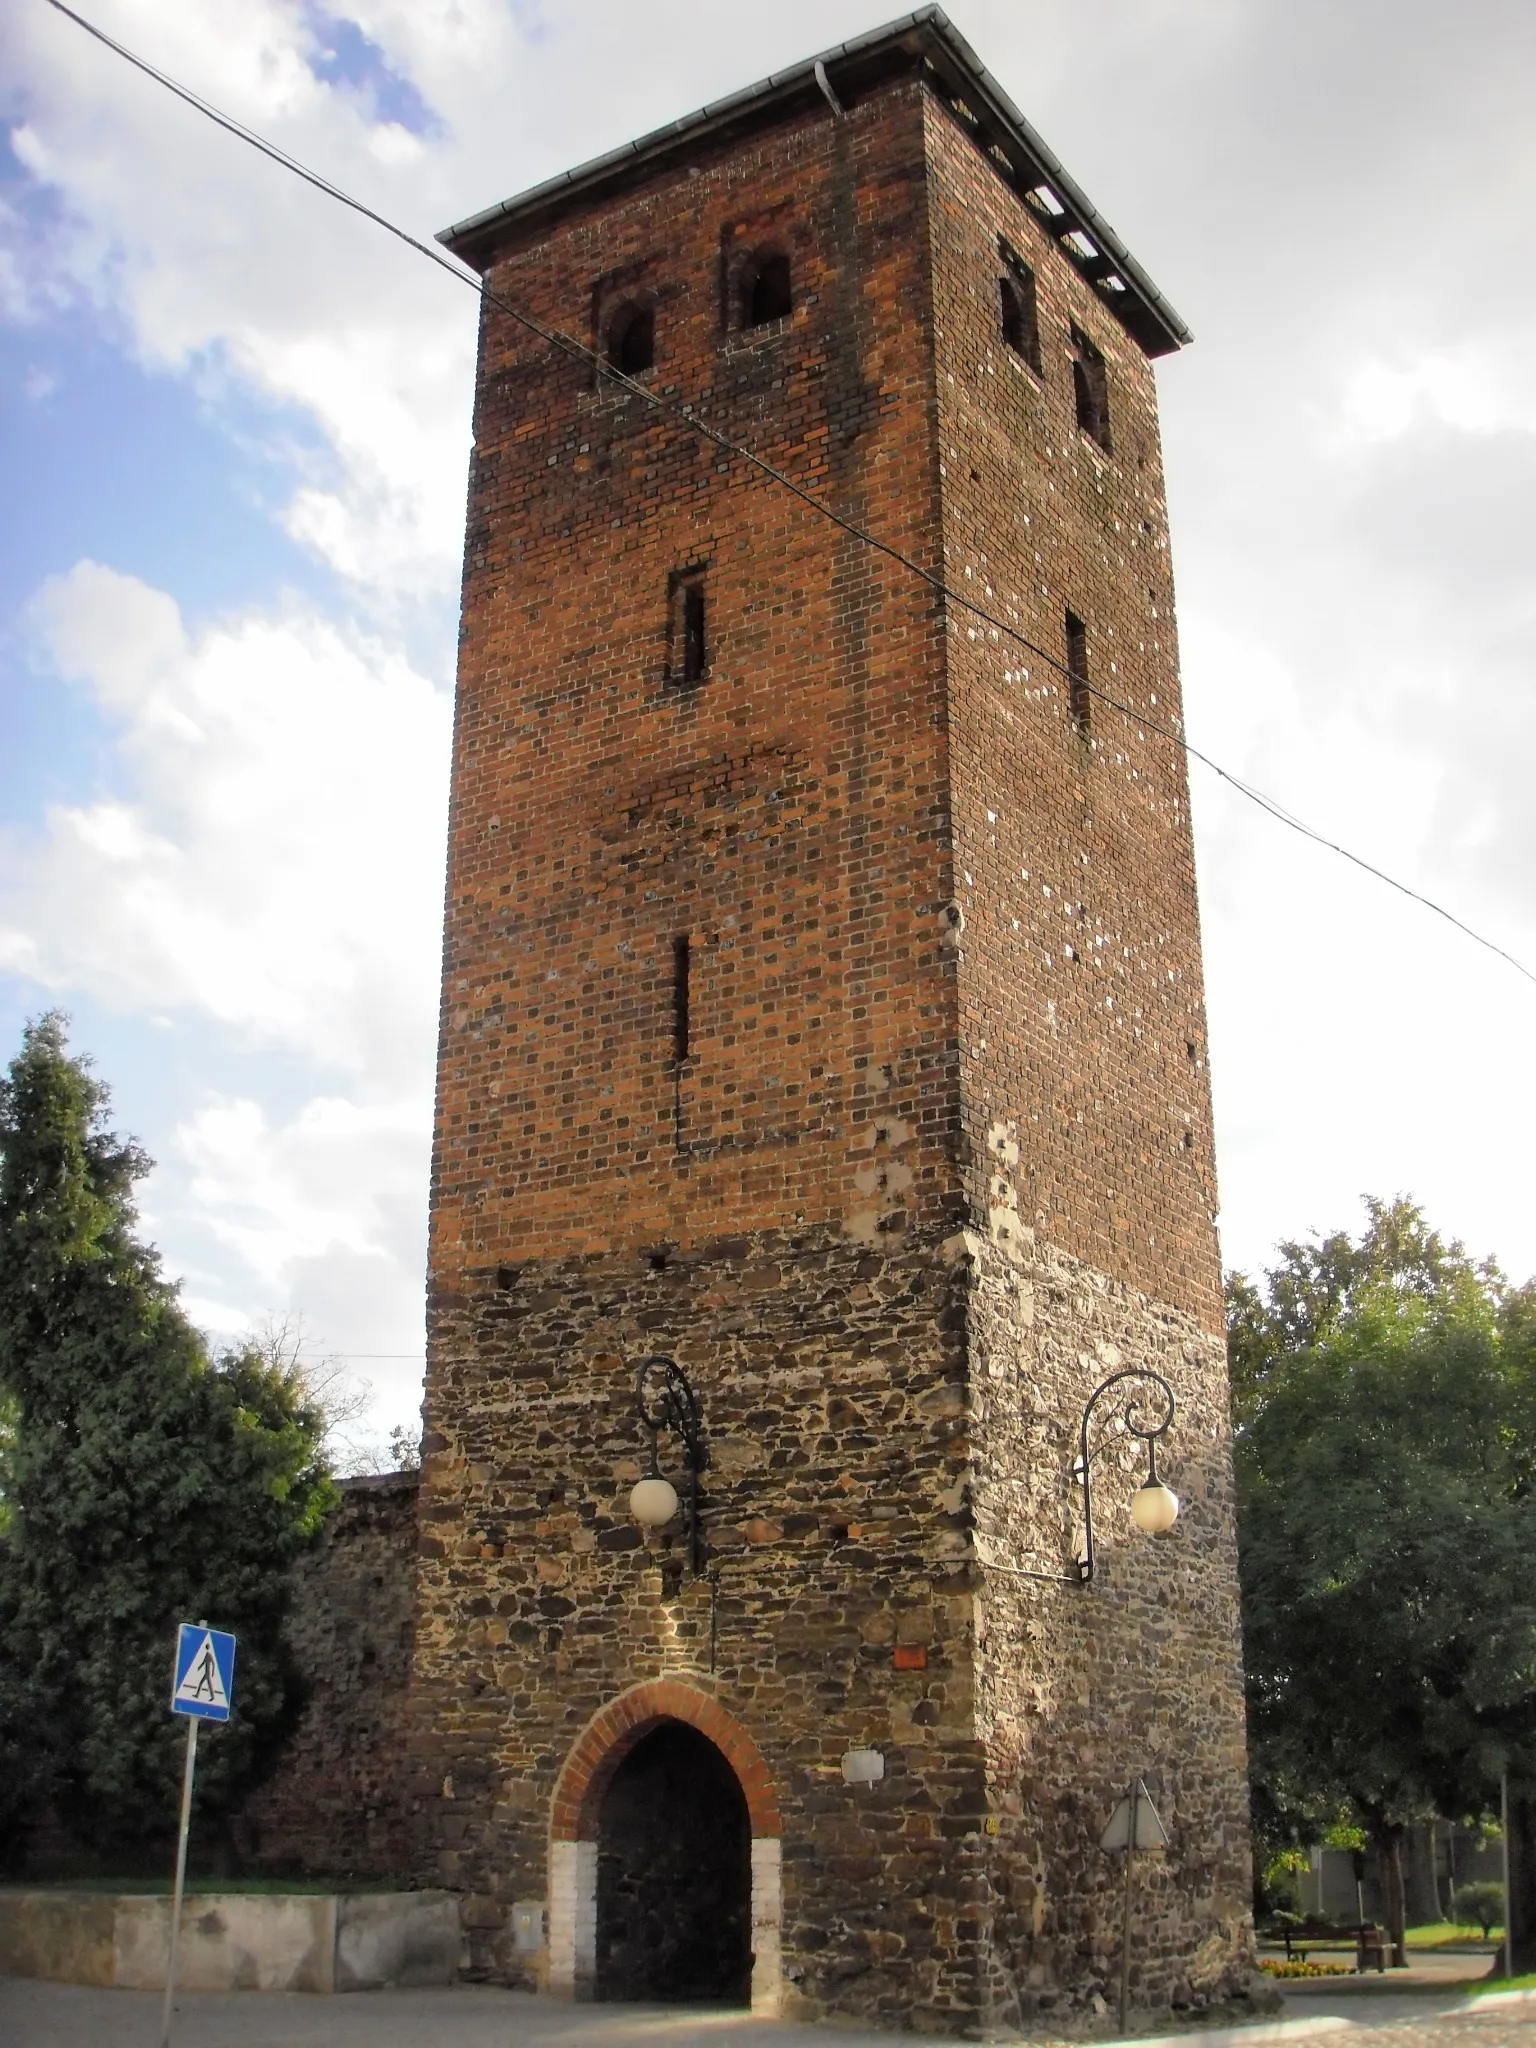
left=1099, top=1777, right=1169, bottom=1851
left=171, top=1624, right=236, bottom=1722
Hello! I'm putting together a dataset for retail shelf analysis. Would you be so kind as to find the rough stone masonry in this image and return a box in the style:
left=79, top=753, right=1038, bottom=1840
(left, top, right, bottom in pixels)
left=403, top=8, right=1256, bottom=2034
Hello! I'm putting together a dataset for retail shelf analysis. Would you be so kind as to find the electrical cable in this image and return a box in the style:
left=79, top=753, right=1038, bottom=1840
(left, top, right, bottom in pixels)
left=39, top=0, right=1536, bottom=989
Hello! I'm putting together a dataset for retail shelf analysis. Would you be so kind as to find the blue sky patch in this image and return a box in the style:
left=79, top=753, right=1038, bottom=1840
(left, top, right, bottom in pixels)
left=304, top=10, right=443, bottom=139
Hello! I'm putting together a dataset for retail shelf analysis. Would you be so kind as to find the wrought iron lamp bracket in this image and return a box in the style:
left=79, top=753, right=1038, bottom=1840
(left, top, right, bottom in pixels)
left=999, top=1367, right=1176, bottom=1585
left=635, top=1355, right=708, bottom=1576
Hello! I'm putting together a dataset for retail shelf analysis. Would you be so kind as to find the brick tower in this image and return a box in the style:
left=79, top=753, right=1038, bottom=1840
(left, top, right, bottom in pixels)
left=415, top=8, right=1255, bottom=2032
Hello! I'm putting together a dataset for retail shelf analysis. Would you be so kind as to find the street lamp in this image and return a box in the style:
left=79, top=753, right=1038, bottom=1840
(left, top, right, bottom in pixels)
left=1003, top=1367, right=1179, bottom=1584
left=629, top=1356, right=708, bottom=1577
left=1074, top=1369, right=1178, bottom=1581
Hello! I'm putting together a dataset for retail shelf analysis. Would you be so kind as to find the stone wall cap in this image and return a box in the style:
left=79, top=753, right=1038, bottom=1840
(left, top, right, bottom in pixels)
left=337, top=1469, right=420, bottom=1494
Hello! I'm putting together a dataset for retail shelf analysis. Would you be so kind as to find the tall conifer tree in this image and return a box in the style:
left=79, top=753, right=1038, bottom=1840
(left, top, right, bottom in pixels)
left=0, top=1016, right=334, bottom=1861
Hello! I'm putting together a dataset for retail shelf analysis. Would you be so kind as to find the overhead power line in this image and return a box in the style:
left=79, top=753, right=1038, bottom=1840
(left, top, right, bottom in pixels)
left=40, top=0, right=1536, bottom=990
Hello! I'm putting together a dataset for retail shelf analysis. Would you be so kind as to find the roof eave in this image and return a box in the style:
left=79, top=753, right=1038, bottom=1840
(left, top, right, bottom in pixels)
left=436, top=6, right=1191, bottom=358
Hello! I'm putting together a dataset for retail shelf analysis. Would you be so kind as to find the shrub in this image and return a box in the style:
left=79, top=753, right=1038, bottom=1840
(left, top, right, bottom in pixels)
left=1457, top=1883, right=1505, bottom=1939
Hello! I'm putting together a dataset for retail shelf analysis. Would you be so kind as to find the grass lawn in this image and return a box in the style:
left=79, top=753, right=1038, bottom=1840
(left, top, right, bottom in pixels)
left=1470, top=1973, right=1536, bottom=1995
left=1406, top=1922, right=1502, bottom=1951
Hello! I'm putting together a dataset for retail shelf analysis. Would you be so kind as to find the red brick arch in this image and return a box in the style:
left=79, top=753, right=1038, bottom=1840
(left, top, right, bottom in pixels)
left=550, top=1678, right=781, bottom=1842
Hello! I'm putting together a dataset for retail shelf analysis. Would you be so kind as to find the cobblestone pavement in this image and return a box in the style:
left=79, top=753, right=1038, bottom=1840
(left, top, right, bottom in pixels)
left=1, top=1980, right=1533, bottom=2048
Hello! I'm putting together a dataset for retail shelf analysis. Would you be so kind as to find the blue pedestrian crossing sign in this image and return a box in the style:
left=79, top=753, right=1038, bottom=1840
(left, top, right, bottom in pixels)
left=171, top=1624, right=237, bottom=1722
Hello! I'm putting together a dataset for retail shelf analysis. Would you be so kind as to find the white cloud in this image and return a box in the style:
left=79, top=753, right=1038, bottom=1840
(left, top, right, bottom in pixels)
left=4, top=560, right=450, bottom=1084
left=0, top=552, right=446, bottom=1444
left=176, top=1089, right=427, bottom=1290
left=1337, top=353, right=1499, bottom=445
left=8, top=0, right=486, bottom=601
left=167, top=1087, right=430, bottom=1437
left=5, top=0, right=912, bottom=600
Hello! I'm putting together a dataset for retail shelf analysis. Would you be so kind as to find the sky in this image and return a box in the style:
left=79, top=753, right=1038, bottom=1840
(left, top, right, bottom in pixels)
left=2, top=0, right=1534, bottom=1461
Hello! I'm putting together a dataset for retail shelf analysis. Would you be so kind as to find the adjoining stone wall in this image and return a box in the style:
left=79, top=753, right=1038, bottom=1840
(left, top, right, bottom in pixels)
left=0, top=1888, right=460, bottom=1994
left=241, top=1472, right=419, bottom=1880
left=964, top=1230, right=1253, bottom=2025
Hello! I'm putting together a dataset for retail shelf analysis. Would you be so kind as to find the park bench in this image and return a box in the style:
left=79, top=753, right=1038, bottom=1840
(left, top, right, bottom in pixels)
left=1279, top=1922, right=1389, bottom=1972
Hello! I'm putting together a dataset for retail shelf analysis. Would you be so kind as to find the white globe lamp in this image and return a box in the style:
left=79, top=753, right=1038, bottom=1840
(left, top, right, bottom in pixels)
left=630, top=1473, right=679, bottom=1528
left=1129, top=1479, right=1179, bottom=1535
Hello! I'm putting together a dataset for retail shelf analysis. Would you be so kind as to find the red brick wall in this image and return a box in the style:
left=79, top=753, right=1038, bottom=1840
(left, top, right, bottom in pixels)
left=923, top=96, right=1222, bottom=1327
left=433, top=67, right=1219, bottom=1324
left=434, top=75, right=958, bottom=1280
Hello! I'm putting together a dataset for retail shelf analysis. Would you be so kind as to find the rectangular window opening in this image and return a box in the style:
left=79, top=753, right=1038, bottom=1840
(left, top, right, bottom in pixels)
left=1070, top=324, right=1112, bottom=454
left=1065, top=610, right=1091, bottom=735
left=668, top=571, right=707, bottom=684
left=671, top=935, right=691, bottom=1064
left=998, top=245, right=1041, bottom=374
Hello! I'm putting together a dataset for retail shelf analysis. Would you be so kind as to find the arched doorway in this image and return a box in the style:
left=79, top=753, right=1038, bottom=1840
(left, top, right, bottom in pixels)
left=547, top=1678, right=782, bottom=2013
left=595, top=1719, right=751, bottom=2002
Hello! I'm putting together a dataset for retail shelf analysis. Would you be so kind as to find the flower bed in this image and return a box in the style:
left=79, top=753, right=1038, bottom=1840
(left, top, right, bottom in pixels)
left=1259, top=1959, right=1352, bottom=1978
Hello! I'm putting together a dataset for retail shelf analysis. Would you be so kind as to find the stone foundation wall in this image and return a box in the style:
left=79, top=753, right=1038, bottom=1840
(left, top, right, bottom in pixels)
left=966, top=1228, right=1254, bottom=2025
left=410, top=1223, right=997, bottom=2031
left=406, top=1218, right=1254, bottom=2032
left=241, top=1472, right=419, bottom=1880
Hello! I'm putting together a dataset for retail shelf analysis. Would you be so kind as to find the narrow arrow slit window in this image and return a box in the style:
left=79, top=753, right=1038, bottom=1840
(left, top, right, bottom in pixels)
left=672, top=935, right=691, bottom=1065
left=668, top=571, right=707, bottom=685
left=1065, top=609, right=1091, bottom=735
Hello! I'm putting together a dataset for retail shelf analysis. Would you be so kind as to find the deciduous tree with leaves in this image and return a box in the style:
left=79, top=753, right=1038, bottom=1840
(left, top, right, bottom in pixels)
left=1233, top=1199, right=1536, bottom=1969
left=0, top=1015, right=335, bottom=1865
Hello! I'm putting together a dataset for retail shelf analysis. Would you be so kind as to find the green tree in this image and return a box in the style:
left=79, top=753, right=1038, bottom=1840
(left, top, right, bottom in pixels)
left=1456, top=1881, right=1504, bottom=1941
left=0, top=1015, right=335, bottom=1863
left=1227, top=1196, right=1495, bottom=1426
left=0, top=1383, right=15, bottom=1529
left=1233, top=1201, right=1536, bottom=1965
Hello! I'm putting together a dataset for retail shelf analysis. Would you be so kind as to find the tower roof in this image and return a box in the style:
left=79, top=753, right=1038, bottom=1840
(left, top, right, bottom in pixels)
left=436, top=6, right=1191, bottom=358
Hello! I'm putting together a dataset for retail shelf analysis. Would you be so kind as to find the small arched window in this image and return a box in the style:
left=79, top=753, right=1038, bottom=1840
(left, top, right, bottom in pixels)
left=606, top=301, right=655, bottom=376
left=741, top=251, right=792, bottom=329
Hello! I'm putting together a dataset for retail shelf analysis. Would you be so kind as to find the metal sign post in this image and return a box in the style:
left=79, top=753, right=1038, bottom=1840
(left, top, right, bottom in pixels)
left=162, top=1714, right=198, bottom=2048
left=162, top=1622, right=237, bottom=2048
left=1503, top=1773, right=1514, bottom=1981
left=1099, top=1777, right=1169, bottom=2032
left=1119, top=1780, right=1138, bottom=2031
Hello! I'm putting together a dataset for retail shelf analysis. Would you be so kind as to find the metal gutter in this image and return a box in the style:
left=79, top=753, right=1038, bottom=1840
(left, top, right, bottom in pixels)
left=436, top=6, right=1190, bottom=356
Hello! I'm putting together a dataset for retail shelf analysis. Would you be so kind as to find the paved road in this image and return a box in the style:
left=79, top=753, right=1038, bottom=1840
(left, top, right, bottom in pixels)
left=2, top=1979, right=1532, bottom=2048
left=1277, top=2003, right=1536, bottom=2048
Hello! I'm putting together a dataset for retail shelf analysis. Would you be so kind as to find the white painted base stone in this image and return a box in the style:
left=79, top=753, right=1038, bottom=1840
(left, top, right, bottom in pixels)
left=750, top=1836, right=783, bottom=2015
